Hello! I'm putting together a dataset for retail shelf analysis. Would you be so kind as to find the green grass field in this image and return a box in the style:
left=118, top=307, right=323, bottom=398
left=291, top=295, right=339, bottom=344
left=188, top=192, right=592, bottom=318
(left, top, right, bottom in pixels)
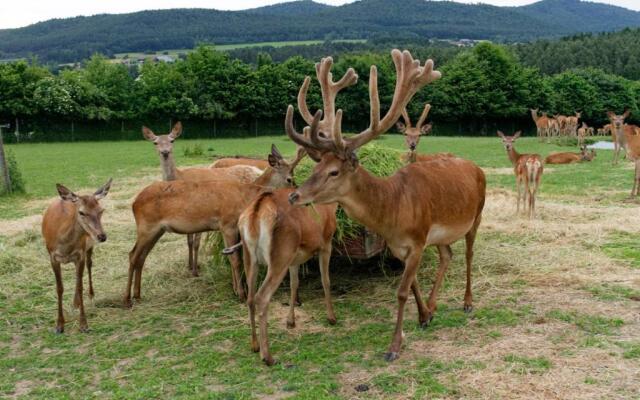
left=1, top=135, right=639, bottom=398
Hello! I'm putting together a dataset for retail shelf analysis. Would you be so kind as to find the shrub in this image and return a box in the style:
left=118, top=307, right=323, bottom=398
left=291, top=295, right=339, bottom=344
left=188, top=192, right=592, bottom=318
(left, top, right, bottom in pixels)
left=1, top=150, right=25, bottom=194
left=183, top=143, right=204, bottom=158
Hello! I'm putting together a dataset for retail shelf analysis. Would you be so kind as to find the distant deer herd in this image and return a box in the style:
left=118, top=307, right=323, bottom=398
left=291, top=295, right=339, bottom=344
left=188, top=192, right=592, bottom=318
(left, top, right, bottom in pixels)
left=40, top=49, right=640, bottom=366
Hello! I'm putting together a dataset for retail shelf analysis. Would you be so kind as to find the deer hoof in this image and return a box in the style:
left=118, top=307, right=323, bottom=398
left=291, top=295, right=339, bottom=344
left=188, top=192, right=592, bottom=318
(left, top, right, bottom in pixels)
left=263, top=356, right=276, bottom=366
left=123, top=298, right=133, bottom=309
left=383, top=352, right=399, bottom=362
left=79, top=326, right=90, bottom=333
left=463, top=304, right=473, bottom=313
left=286, top=320, right=296, bottom=329
left=420, top=314, right=434, bottom=329
left=55, top=326, right=64, bottom=334
left=327, top=317, right=337, bottom=325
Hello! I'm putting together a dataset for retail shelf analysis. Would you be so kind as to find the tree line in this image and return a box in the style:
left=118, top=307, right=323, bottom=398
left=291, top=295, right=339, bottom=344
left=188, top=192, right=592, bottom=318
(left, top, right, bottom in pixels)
left=0, top=43, right=638, bottom=142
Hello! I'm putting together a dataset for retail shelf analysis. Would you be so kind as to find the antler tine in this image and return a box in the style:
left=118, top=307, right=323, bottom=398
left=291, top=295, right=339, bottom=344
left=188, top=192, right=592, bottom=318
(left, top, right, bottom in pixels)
left=315, top=57, right=358, bottom=137
left=416, top=104, right=431, bottom=128
left=289, top=146, right=307, bottom=171
left=401, top=108, right=412, bottom=128
left=297, top=76, right=315, bottom=126
left=285, top=105, right=318, bottom=150
left=333, top=109, right=345, bottom=151
left=346, top=49, right=441, bottom=151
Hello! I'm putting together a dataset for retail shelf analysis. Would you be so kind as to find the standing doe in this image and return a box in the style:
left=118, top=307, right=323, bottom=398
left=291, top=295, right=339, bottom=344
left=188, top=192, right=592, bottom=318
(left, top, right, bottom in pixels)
left=395, top=104, right=433, bottom=163
left=142, top=122, right=263, bottom=276
left=497, top=131, right=543, bottom=219
left=42, top=179, right=112, bottom=333
left=608, top=110, right=631, bottom=164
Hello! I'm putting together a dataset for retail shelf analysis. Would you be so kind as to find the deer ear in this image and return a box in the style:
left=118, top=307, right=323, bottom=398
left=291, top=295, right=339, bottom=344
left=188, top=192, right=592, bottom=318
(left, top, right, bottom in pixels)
left=169, top=122, right=182, bottom=139
left=607, top=111, right=614, bottom=119
left=268, top=144, right=283, bottom=167
left=142, top=126, right=157, bottom=142
left=420, top=123, right=432, bottom=135
left=496, top=130, right=505, bottom=138
left=623, top=109, right=631, bottom=119
left=395, top=121, right=406, bottom=133
left=94, top=178, right=112, bottom=200
left=57, top=184, right=79, bottom=202
left=513, top=131, right=522, bottom=139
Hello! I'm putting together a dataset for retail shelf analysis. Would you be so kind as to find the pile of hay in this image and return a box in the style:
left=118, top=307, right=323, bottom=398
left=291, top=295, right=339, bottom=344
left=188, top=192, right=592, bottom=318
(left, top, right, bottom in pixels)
left=205, top=143, right=405, bottom=266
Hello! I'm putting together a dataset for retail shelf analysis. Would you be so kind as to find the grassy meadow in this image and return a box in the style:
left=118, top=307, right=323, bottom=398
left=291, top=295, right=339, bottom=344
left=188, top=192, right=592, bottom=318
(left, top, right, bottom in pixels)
left=1, top=134, right=640, bottom=399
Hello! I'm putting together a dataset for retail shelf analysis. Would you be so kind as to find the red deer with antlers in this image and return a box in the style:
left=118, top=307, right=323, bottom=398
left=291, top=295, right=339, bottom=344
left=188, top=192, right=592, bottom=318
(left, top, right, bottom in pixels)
left=497, top=131, right=543, bottom=219
left=42, top=179, right=112, bottom=333
left=124, top=146, right=303, bottom=307
left=142, top=123, right=263, bottom=276
left=608, top=110, right=631, bottom=164
left=286, top=50, right=486, bottom=362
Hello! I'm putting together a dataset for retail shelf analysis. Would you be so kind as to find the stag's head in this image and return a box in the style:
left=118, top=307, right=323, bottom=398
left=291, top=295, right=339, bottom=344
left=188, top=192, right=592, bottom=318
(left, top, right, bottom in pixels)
left=608, top=110, right=630, bottom=129
left=142, top=122, right=182, bottom=160
left=396, top=104, right=432, bottom=153
left=56, top=179, right=112, bottom=243
left=285, top=49, right=441, bottom=206
left=497, top=130, right=521, bottom=152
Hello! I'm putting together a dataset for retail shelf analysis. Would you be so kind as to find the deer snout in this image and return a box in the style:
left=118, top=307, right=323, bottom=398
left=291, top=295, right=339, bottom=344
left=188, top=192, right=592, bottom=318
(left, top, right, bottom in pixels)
left=409, top=143, right=416, bottom=151
left=161, top=151, right=170, bottom=158
left=97, top=233, right=107, bottom=242
left=288, top=192, right=300, bottom=205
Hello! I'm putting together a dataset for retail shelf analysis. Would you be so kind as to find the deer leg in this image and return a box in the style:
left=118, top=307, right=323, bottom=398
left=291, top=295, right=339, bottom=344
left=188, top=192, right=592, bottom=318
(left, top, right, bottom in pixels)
left=613, top=139, right=620, bottom=165
left=319, top=246, right=336, bottom=325
left=424, top=245, right=453, bottom=324
left=243, top=243, right=260, bottom=353
left=222, top=229, right=244, bottom=301
left=125, top=229, right=164, bottom=307
left=516, top=177, right=523, bottom=214
left=464, top=216, right=481, bottom=313
left=74, top=259, right=88, bottom=332
left=412, top=278, right=431, bottom=328
left=187, top=234, right=195, bottom=276
left=192, top=233, right=202, bottom=277
left=286, top=264, right=300, bottom=328
left=633, top=161, right=640, bottom=197
left=385, top=248, right=423, bottom=362
left=255, top=255, right=294, bottom=366
left=51, top=260, right=64, bottom=334
left=86, top=248, right=94, bottom=300
left=133, top=231, right=164, bottom=301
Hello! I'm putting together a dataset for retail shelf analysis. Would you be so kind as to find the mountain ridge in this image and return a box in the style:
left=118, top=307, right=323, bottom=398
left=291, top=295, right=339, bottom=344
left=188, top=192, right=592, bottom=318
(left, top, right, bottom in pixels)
left=1, top=0, right=639, bottom=63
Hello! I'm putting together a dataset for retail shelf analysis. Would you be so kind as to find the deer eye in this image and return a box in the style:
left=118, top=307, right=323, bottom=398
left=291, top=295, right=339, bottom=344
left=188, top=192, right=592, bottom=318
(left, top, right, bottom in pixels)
left=78, top=211, right=86, bottom=216
left=329, top=170, right=339, bottom=177
left=153, top=142, right=158, bottom=146
left=170, top=140, right=174, bottom=143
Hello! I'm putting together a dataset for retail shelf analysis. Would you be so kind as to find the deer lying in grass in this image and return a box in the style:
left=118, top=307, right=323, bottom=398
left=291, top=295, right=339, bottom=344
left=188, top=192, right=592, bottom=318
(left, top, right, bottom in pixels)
left=623, top=125, right=640, bottom=197
left=395, top=104, right=433, bottom=162
left=497, top=131, right=543, bottom=219
left=545, top=146, right=595, bottom=164
left=286, top=49, right=486, bottom=362
left=235, top=182, right=338, bottom=365
left=42, top=179, right=112, bottom=333
left=210, top=157, right=270, bottom=170
left=608, top=110, right=631, bottom=164
left=124, top=146, right=302, bottom=307
left=143, top=123, right=262, bottom=276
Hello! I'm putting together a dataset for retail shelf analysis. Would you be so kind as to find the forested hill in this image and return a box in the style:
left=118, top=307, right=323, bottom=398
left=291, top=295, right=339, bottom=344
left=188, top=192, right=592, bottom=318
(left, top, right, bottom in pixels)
left=1, top=0, right=640, bottom=63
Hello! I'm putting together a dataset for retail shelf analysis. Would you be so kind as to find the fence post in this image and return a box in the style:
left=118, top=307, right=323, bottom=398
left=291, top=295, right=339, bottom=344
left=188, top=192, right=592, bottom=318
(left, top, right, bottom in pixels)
left=0, top=123, right=12, bottom=193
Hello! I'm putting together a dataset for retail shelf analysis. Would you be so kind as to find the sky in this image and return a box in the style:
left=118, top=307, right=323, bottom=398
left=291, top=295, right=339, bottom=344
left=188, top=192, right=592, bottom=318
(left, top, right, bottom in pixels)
left=1, top=0, right=639, bottom=29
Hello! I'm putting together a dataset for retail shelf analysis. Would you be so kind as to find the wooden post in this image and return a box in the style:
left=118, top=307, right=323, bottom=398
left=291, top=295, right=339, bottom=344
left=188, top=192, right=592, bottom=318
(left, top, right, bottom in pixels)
left=0, top=124, right=11, bottom=193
